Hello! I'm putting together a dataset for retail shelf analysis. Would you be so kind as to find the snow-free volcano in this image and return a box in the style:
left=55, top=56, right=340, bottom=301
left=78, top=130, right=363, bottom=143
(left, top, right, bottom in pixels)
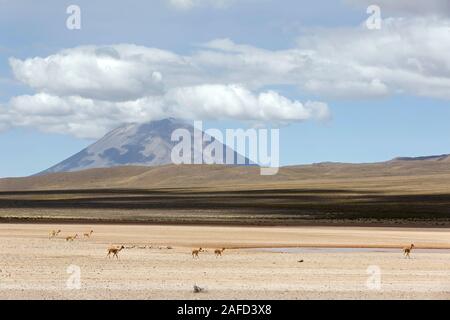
left=40, top=118, right=251, bottom=174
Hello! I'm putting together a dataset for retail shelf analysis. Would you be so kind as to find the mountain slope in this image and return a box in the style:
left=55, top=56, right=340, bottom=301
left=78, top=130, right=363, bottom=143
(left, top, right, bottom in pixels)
left=40, top=118, right=251, bottom=174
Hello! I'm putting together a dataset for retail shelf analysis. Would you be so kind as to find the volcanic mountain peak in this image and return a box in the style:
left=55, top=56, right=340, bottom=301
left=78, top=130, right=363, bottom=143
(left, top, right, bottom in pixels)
left=40, top=118, right=249, bottom=175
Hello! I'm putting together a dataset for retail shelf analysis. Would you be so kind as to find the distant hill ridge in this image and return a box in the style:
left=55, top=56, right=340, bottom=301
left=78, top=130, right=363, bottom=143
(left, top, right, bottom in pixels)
left=392, top=154, right=450, bottom=162
left=2, top=153, right=450, bottom=192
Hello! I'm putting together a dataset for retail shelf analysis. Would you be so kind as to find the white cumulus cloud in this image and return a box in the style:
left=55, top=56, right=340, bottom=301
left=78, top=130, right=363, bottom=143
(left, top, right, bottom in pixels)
left=9, top=45, right=166, bottom=101
left=3, top=85, right=329, bottom=139
left=195, top=17, right=450, bottom=99
left=165, top=84, right=329, bottom=122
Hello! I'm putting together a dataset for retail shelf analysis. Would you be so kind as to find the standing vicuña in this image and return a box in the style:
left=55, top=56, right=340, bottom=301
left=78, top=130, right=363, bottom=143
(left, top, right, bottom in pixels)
left=49, top=229, right=61, bottom=239
left=107, top=245, right=125, bottom=259
left=65, top=234, right=78, bottom=241
left=83, top=230, right=94, bottom=238
left=192, top=247, right=203, bottom=259
left=214, top=248, right=226, bottom=257
left=403, top=243, right=414, bottom=258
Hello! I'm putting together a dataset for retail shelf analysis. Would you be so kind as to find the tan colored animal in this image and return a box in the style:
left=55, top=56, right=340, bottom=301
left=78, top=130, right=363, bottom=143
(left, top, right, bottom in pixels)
left=49, top=229, right=61, bottom=239
left=214, top=248, right=226, bottom=257
left=192, top=247, right=203, bottom=259
left=83, top=230, right=94, bottom=238
left=403, top=243, right=414, bottom=258
left=65, top=234, right=78, bottom=241
left=107, top=245, right=125, bottom=259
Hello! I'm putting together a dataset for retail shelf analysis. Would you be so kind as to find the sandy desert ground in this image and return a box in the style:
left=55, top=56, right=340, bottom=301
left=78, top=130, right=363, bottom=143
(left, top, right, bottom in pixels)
left=0, top=223, right=449, bottom=299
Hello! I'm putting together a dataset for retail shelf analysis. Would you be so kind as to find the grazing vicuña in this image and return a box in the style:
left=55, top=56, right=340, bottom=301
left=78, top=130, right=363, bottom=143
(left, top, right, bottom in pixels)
left=403, top=243, right=415, bottom=258
left=107, top=245, right=125, bottom=259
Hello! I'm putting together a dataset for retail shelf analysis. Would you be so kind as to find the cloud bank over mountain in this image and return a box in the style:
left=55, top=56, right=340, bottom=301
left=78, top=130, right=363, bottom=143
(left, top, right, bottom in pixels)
left=4, top=43, right=331, bottom=138
left=2, top=86, right=328, bottom=139
left=2, top=5, right=450, bottom=138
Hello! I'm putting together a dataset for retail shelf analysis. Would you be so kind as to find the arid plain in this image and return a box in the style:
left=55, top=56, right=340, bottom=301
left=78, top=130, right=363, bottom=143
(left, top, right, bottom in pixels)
left=1, top=161, right=450, bottom=299
left=0, top=223, right=449, bottom=299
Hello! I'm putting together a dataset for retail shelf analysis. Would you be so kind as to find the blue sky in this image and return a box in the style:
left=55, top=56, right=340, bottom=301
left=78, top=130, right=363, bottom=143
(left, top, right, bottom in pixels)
left=1, top=0, right=450, bottom=177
